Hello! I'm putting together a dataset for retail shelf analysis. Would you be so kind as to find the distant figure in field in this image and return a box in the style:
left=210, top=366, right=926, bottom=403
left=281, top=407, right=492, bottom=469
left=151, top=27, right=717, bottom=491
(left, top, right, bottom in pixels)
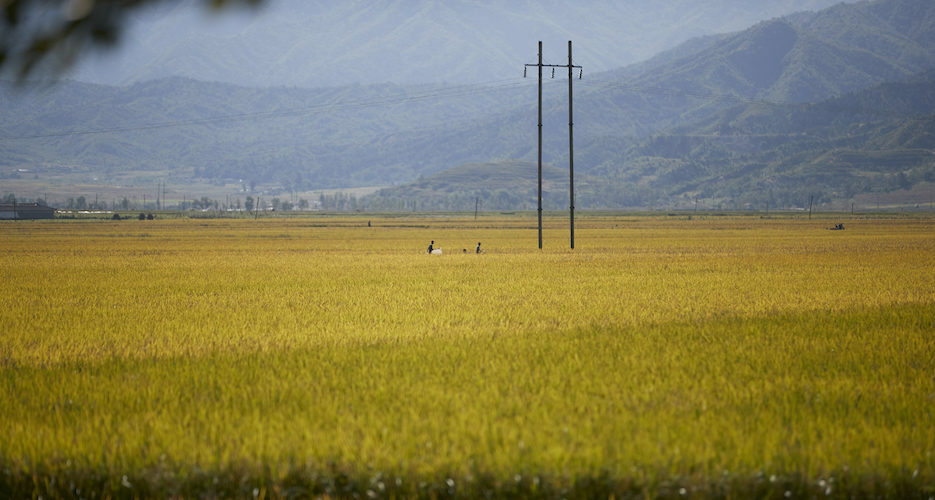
left=427, top=240, right=447, bottom=255
left=476, top=242, right=482, bottom=254
left=426, top=240, right=442, bottom=254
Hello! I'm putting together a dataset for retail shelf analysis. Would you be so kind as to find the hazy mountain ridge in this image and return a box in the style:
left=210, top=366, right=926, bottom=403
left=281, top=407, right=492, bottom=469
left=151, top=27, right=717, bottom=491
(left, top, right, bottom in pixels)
left=71, top=0, right=849, bottom=87
left=0, top=76, right=530, bottom=187
left=2, top=0, right=934, bottom=209
left=622, top=1, right=935, bottom=104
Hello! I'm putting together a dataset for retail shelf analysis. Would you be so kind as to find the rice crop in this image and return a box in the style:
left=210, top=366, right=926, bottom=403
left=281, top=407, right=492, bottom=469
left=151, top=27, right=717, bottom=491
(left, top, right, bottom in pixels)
left=1, top=214, right=933, bottom=498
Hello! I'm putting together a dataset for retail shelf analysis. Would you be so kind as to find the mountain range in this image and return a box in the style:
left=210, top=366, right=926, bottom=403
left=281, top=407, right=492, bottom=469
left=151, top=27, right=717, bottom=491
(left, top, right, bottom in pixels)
left=70, top=0, right=848, bottom=88
left=1, top=0, right=934, bottom=210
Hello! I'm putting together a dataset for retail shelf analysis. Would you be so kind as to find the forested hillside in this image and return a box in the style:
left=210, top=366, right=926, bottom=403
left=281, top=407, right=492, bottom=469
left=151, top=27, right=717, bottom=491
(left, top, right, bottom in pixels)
left=363, top=161, right=570, bottom=212
left=577, top=71, right=935, bottom=209
left=363, top=71, right=935, bottom=211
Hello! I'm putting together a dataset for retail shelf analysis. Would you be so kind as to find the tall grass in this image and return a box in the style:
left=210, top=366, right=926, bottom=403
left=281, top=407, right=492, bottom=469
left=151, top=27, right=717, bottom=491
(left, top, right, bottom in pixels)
left=1, top=215, right=933, bottom=498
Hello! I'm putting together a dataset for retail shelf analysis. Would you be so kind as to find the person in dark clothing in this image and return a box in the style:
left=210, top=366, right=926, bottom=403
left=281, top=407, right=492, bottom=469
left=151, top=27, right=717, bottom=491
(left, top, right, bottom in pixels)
left=476, top=242, right=482, bottom=254
left=427, top=240, right=434, bottom=254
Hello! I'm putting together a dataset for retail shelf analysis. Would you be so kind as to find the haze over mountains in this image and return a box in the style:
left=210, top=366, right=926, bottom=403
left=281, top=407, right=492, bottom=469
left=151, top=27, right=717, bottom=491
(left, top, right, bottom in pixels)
left=2, top=0, right=934, bottom=211
left=71, top=0, right=848, bottom=88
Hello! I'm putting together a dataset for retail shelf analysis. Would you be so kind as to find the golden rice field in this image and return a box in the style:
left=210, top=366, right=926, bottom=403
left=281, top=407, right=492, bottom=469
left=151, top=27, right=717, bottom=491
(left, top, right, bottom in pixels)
left=1, top=213, right=934, bottom=498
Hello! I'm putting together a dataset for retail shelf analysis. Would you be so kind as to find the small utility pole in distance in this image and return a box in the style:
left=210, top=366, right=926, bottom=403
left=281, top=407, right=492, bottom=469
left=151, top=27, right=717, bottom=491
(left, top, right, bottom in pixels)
left=524, top=41, right=582, bottom=249
left=568, top=40, right=579, bottom=250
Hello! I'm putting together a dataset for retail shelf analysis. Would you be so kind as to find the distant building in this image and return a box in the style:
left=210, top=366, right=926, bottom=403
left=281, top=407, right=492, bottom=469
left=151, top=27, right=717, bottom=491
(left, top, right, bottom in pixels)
left=0, top=203, right=56, bottom=220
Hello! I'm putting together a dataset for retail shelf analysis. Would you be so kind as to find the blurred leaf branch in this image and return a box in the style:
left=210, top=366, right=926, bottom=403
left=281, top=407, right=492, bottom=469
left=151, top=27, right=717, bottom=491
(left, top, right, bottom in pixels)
left=1, top=0, right=265, bottom=81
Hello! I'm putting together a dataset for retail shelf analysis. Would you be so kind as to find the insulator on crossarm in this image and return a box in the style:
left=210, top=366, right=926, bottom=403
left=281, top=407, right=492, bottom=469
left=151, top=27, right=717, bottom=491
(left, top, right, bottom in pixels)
left=551, top=67, right=555, bottom=78
left=579, top=68, right=583, bottom=79
left=524, top=66, right=527, bottom=78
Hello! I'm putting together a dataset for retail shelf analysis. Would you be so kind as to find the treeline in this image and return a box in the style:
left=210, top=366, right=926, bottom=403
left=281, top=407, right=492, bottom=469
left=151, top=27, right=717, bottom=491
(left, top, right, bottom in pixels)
left=1, top=193, right=49, bottom=206
left=11, top=194, right=318, bottom=212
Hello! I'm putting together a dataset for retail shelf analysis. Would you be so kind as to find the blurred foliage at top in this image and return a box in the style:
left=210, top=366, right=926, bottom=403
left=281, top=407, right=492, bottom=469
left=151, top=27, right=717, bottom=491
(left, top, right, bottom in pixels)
left=0, top=0, right=264, bottom=80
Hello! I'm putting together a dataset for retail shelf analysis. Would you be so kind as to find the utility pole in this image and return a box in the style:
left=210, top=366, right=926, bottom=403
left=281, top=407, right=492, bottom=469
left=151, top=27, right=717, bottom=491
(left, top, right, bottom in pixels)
left=525, top=42, right=544, bottom=249
left=525, top=41, right=582, bottom=249
left=568, top=40, right=577, bottom=249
